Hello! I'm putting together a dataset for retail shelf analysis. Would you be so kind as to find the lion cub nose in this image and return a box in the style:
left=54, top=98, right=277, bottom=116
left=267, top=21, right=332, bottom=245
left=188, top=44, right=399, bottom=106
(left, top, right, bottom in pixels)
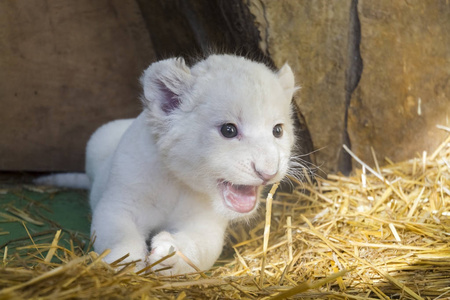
left=252, top=162, right=278, bottom=183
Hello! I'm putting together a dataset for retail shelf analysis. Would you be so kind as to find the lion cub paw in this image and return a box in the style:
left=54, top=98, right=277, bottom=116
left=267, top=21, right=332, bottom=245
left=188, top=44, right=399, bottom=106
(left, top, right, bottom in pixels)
left=148, top=231, right=192, bottom=275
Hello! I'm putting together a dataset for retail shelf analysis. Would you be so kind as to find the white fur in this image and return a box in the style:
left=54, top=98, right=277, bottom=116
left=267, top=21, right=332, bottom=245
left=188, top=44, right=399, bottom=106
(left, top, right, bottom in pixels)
left=34, top=173, right=90, bottom=189
left=76, top=55, right=296, bottom=275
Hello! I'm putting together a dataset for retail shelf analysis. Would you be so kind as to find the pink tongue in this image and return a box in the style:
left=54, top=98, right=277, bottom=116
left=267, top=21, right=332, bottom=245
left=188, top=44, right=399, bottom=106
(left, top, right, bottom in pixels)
left=222, top=183, right=257, bottom=213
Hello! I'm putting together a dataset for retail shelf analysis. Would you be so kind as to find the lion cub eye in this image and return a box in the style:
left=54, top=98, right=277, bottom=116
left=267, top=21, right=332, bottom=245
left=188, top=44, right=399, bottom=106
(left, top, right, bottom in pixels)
left=273, top=124, right=283, bottom=138
left=220, top=123, right=238, bottom=138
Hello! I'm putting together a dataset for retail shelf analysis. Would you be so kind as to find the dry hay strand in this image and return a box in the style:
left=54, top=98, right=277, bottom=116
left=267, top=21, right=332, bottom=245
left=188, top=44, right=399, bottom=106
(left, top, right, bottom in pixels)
left=1, top=135, right=449, bottom=299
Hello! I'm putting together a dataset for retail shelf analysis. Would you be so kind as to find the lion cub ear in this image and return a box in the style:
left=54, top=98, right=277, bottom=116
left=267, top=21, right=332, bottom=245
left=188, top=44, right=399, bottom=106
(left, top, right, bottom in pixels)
left=140, top=57, right=193, bottom=114
left=277, top=63, right=299, bottom=101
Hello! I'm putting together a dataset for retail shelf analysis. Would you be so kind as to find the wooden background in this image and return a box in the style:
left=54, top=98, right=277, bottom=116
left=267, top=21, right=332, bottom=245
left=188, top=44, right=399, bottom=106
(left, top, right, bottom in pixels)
left=0, top=1, right=153, bottom=171
left=0, top=0, right=449, bottom=174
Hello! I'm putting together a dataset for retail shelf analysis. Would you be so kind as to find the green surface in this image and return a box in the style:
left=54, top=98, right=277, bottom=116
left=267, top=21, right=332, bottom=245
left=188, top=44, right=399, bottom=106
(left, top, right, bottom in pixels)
left=0, top=185, right=91, bottom=254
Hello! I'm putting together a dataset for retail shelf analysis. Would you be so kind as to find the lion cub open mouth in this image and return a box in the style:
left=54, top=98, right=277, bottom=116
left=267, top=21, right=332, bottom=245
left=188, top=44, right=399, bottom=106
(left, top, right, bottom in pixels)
left=218, top=180, right=259, bottom=213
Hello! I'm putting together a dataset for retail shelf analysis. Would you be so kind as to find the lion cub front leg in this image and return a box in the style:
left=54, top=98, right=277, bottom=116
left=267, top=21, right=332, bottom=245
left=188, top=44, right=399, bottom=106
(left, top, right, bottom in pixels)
left=148, top=217, right=228, bottom=275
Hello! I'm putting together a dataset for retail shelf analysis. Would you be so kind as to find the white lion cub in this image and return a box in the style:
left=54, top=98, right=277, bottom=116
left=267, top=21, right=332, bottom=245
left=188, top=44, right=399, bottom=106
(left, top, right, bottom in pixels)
left=61, top=55, right=297, bottom=275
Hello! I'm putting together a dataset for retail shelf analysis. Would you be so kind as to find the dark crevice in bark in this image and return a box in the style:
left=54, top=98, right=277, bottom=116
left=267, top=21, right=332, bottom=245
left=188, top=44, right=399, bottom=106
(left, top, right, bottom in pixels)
left=338, top=0, right=363, bottom=175
left=136, top=0, right=272, bottom=66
